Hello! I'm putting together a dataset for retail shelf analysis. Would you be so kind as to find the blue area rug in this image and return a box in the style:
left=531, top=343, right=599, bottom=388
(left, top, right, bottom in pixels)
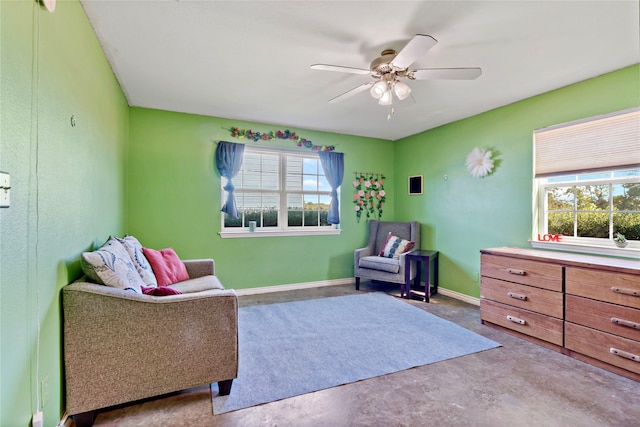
left=212, top=292, right=500, bottom=414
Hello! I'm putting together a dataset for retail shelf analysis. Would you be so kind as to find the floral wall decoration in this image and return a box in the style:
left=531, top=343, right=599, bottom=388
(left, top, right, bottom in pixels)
left=352, top=172, right=386, bottom=222
left=465, top=147, right=495, bottom=178
left=227, top=127, right=335, bottom=151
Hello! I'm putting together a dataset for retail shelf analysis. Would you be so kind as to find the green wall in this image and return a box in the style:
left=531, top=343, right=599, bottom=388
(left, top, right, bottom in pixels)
left=394, top=64, right=640, bottom=298
left=0, top=1, right=129, bottom=425
left=128, top=66, right=639, bottom=298
left=127, top=108, right=393, bottom=290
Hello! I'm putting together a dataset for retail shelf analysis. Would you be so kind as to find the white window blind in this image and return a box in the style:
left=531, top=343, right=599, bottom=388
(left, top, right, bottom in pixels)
left=534, top=108, right=640, bottom=177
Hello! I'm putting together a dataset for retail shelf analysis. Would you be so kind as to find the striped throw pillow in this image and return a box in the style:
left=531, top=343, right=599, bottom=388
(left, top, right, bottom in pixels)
left=379, top=232, right=415, bottom=259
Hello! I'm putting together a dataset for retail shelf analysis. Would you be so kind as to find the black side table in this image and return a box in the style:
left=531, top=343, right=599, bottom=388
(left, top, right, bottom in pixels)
left=404, top=250, right=439, bottom=302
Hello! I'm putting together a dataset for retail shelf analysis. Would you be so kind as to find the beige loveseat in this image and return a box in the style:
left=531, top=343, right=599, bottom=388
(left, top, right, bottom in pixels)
left=62, top=259, right=238, bottom=427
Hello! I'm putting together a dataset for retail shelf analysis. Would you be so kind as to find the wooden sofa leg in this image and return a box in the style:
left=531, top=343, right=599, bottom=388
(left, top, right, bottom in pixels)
left=355, top=277, right=360, bottom=290
left=72, top=411, right=95, bottom=427
left=218, top=379, right=233, bottom=396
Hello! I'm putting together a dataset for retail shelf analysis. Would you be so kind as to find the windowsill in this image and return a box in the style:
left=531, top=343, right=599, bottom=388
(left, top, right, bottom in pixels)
left=529, top=240, right=640, bottom=259
left=219, top=228, right=342, bottom=238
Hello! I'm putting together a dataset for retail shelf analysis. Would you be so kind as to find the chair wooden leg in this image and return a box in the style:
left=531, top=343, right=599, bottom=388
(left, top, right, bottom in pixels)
left=355, top=277, right=360, bottom=290
left=218, top=379, right=233, bottom=396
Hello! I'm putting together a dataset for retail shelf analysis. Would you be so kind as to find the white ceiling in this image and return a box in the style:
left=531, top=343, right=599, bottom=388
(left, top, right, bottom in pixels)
left=80, top=1, right=639, bottom=141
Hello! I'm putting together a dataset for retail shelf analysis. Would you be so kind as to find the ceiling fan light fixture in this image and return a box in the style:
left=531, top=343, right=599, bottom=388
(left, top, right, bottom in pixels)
left=312, top=34, right=481, bottom=107
left=393, top=81, right=412, bottom=101
left=370, top=80, right=387, bottom=99
left=378, top=90, right=393, bottom=106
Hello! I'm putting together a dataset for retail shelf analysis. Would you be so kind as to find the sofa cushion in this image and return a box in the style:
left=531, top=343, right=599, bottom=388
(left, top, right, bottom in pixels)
left=142, top=247, right=190, bottom=286
left=168, top=275, right=225, bottom=294
left=116, top=235, right=158, bottom=287
left=359, top=255, right=401, bottom=274
left=379, top=232, right=415, bottom=259
left=81, top=237, right=144, bottom=293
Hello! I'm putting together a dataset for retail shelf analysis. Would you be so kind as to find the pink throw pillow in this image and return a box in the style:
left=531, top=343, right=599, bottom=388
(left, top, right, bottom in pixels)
left=141, top=285, right=182, bottom=296
left=142, top=247, right=190, bottom=287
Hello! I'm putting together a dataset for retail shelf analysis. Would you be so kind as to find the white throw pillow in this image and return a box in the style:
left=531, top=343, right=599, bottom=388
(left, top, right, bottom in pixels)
left=379, top=232, right=415, bottom=259
left=116, top=235, right=158, bottom=287
left=81, top=237, right=144, bottom=293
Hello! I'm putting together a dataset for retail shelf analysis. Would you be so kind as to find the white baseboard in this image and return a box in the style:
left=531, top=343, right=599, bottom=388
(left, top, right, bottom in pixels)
left=234, top=278, right=480, bottom=306
left=437, top=287, right=480, bottom=306
left=235, top=278, right=354, bottom=296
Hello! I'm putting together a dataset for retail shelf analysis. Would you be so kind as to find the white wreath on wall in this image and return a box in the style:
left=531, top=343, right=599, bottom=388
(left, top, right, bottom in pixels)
left=465, top=147, right=494, bottom=178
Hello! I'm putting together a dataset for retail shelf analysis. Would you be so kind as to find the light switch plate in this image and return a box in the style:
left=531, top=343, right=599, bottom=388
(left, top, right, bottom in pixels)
left=0, top=171, right=10, bottom=208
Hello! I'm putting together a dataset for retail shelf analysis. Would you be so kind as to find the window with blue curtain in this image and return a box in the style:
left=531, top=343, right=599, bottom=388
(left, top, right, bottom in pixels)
left=219, top=145, right=343, bottom=237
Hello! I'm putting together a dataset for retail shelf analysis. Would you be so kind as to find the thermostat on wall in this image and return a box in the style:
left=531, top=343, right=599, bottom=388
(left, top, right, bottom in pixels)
left=0, top=171, right=10, bottom=208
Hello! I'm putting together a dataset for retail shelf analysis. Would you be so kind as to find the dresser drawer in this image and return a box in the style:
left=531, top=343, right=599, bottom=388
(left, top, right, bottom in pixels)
left=480, top=254, right=562, bottom=291
left=566, top=295, right=640, bottom=342
left=565, top=322, right=640, bottom=375
left=481, top=277, right=563, bottom=318
left=566, top=267, right=640, bottom=310
left=480, top=299, right=563, bottom=346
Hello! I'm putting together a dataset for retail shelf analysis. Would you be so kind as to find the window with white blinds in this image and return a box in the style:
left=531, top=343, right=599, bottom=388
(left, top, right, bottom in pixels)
left=220, top=146, right=336, bottom=237
left=533, top=108, right=640, bottom=253
left=534, top=107, right=640, bottom=177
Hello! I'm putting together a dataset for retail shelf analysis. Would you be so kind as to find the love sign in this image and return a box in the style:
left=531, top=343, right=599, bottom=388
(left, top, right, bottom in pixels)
left=537, top=234, right=563, bottom=242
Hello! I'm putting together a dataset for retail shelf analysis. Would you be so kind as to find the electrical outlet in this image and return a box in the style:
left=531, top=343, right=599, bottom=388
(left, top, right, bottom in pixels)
left=0, top=171, right=10, bottom=208
left=41, top=373, right=50, bottom=405
left=473, top=272, right=480, bottom=283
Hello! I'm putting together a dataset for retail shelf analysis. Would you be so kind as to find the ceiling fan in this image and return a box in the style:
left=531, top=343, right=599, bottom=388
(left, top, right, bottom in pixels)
left=311, top=34, right=482, bottom=113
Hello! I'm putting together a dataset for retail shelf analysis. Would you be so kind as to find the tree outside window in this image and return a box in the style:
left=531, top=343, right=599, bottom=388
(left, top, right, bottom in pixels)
left=544, top=170, right=640, bottom=241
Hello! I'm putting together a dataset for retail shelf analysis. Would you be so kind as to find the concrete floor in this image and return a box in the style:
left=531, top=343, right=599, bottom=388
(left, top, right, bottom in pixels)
left=84, top=282, right=640, bottom=427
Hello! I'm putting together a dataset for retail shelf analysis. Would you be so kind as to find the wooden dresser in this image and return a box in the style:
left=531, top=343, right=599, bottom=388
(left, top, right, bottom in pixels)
left=480, top=247, right=640, bottom=381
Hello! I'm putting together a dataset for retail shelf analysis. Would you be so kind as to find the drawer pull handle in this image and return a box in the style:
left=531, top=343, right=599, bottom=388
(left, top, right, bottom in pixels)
left=507, top=292, right=527, bottom=301
left=507, top=268, right=526, bottom=276
left=506, top=315, right=526, bottom=325
left=611, top=287, right=639, bottom=297
left=611, top=318, right=639, bottom=329
left=610, top=347, right=640, bottom=362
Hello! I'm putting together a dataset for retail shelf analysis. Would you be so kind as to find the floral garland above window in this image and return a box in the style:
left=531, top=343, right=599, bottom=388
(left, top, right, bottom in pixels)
left=227, top=127, right=335, bottom=152
left=353, top=173, right=386, bottom=222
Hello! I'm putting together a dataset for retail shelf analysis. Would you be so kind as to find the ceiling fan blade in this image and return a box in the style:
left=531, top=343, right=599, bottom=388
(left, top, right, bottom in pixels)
left=410, top=67, right=482, bottom=80
left=328, top=82, right=374, bottom=104
left=311, top=64, right=371, bottom=75
left=391, top=34, right=438, bottom=70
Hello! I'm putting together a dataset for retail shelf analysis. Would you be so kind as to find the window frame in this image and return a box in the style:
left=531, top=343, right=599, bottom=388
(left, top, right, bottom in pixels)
left=531, top=108, right=640, bottom=258
left=219, top=146, right=341, bottom=238
left=532, top=170, right=640, bottom=256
